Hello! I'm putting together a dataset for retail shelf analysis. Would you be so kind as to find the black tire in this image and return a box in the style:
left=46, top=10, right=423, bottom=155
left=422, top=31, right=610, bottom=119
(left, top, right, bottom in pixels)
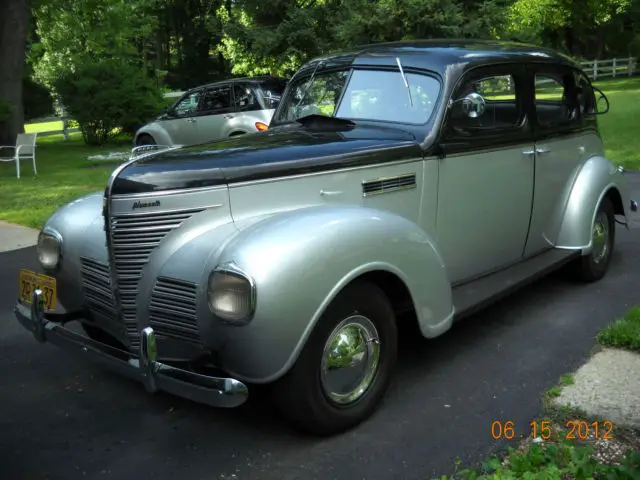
left=271, top=280, right=398, bottom=436
left=135, top=134, right=156, bottom=146
left=566, top=197, right=615, bottom=282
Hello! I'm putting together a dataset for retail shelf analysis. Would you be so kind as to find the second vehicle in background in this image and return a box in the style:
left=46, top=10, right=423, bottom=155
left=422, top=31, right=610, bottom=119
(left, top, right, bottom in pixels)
left=134, top=76, right=287, bottom=147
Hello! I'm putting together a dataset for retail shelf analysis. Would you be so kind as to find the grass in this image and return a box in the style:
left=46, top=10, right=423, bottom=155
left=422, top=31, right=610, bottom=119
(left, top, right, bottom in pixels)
left=1, top=76, right=639, bottom=230
left=593, top=77, right=640, bottom=170
left=597, top=306, right=640, bottom=352
left=0, top=133, right=130, bottom=228
left=24, top=120, right=65, bottom=134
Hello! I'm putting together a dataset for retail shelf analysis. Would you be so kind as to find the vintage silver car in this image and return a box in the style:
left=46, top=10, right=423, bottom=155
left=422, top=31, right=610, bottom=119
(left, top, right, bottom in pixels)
left=133, top=76, right=287, bottom=147
left=15, top=40, right=638, bottom=436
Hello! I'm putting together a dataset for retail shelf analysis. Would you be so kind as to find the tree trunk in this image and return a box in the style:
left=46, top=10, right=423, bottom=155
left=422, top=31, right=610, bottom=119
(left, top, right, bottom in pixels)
left=0, top=0, right=29, bottom=145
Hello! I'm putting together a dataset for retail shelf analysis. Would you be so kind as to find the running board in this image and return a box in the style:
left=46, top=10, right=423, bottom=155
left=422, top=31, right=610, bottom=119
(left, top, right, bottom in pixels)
left=452, top=249, right=580, bottom=322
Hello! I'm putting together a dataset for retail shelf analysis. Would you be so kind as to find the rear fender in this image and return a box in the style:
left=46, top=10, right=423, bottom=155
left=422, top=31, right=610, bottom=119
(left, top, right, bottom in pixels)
left=556, top=155, right=630, bottom=252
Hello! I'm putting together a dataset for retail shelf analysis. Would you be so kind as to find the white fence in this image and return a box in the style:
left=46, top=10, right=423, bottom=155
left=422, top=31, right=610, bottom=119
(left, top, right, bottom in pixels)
left=580, top=57, right=637, bottom=81
left=26, top=56, right=638, bottom=138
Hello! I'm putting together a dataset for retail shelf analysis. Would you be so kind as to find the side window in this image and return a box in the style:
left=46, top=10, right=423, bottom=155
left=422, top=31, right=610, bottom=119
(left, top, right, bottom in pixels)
left=199, top=85, right=232, bottom=114
left=448, top=73, right=521, bottom=131
left=534, top=72, right=579, bottom=127
left=574, top=71, right=596, bottom=116
left=173, top=91, right=201, bottom=117
left=233, top=84, right=260, bottom=112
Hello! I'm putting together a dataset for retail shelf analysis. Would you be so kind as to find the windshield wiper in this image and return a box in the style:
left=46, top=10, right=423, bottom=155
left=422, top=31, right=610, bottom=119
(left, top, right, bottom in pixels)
left=396, top=57, right=414, bottom=108
left=294, top=60, right=324, bottom=110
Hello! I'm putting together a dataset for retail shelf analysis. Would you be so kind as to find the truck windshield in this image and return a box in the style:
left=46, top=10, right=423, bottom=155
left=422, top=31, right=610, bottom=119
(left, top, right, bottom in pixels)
left=273, top=68, right=440, bottom=126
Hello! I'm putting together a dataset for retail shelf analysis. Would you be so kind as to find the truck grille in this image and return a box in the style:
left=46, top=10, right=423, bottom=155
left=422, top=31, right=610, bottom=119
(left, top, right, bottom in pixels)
left=149, top=277, right=201, bottom=344
left=110, top=207, right=205, bottom=348
left=80, top=257, right=116, bottom=318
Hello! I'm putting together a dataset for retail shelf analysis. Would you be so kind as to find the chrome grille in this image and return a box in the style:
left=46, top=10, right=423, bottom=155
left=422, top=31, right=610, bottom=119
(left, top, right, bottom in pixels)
left=80, top=257, right=116, bottom=318
left=110, top=207, right=204, bottom=348
left=149, top=277, right=201, bottom=344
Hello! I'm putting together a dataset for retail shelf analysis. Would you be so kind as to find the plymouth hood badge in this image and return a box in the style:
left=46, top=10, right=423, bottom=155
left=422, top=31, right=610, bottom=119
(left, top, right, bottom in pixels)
left=132, top=200, right=161, bottom=210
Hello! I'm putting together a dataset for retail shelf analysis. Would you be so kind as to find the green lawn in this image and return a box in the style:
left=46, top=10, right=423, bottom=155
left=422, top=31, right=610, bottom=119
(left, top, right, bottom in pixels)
left=593, top=77, right=640, bottom=170
left=1, top=76, right=639, bottom=230
left=0, top=133, right=129, bottom=228
left=24, top=120, right=65, bottom=134
left=597, top=306, right=640, bottom=351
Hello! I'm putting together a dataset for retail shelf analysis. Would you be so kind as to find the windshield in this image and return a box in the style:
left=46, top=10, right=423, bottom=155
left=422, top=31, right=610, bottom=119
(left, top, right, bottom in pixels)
left=273, top=68, right=440, bottom=125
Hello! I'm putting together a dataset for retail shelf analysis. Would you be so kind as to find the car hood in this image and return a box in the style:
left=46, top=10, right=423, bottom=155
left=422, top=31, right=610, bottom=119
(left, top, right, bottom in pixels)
left=111, top=124, right=423, bottom=195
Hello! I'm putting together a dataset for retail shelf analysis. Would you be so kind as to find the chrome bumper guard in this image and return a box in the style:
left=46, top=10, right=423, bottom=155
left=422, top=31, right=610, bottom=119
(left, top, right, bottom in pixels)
left=14, top=289, right=248, bottom=408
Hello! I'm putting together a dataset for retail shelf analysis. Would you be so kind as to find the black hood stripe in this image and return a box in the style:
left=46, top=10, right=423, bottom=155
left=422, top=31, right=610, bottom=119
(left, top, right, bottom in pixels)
left=110, top=125, right=423, bottom=195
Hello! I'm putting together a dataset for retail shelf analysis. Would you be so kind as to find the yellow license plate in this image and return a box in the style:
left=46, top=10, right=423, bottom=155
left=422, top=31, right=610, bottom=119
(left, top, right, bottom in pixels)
left=18, top=269, right=57, bottom=312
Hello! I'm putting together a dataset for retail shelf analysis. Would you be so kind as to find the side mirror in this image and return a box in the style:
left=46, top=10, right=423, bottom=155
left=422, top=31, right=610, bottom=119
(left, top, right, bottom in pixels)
left=450, top=92, right=486, bottom=118
left=593, top=86, right=610, bottom=115
left=462, top=92, right=486, bottom=118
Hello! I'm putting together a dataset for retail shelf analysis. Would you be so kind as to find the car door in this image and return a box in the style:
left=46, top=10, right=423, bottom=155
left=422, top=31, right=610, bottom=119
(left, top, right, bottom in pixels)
left=162, top=90, right=202, bottom=145
left=522, top=64, right=588, bottom=256
left=193, top=83, right=234, bottom=143
left=228, top=83, right=264, bottom=134
left=435, top=65, right=535, bottom=284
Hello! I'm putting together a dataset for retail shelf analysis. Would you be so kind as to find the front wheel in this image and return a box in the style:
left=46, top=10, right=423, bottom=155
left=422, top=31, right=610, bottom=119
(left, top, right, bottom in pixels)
left=271, top=280, right=398, bottom=436
left=135, top=134, right=156, bottom=146
left=566, top=197, right=615, bottom=282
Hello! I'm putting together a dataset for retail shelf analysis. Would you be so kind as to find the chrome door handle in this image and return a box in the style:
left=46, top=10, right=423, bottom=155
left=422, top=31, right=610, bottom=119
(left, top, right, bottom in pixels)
left=186, top=118, right=196, bottom=124
left=320, top=190, right=343, bottom=197
left=535, top=148, right=550, bottom=154
left=522, top=149, right=536, bottom=156
left=224, top=114, right=235, bottom=119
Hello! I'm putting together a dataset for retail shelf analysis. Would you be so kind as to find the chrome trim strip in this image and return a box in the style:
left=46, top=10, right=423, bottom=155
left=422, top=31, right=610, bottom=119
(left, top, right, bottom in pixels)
left=111, top=185, right=228, bottom=199
left=111, top=203, right=223, bottom=218
left=228, top=157, right=424, bottom=188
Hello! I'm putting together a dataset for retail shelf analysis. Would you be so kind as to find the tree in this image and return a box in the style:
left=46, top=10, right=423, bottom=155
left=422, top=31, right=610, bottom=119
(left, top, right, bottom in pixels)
left=0, top=0, right=30, bottom=145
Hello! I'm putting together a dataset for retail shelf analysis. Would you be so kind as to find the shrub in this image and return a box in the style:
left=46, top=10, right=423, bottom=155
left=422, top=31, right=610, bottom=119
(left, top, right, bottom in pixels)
left=53, top=59, right=165, bottom=145
left=23, top=77, right=54, bottom=122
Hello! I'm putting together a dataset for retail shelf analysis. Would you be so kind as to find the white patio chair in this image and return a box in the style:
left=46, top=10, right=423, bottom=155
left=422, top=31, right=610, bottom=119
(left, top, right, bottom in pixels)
left=0, top=132, right=38, bottom=179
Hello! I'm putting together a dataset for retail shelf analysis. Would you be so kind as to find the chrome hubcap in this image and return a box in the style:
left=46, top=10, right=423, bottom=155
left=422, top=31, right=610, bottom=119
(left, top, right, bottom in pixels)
left=592, top=211, right=610, bottom=264
left=320, top=315, right=381, bottom=405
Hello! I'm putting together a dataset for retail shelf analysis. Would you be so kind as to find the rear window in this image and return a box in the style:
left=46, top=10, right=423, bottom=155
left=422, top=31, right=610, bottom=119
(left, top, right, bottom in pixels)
left=258, top=79, right=287, bottom=108
left=260, top=79, right=287, bottom=95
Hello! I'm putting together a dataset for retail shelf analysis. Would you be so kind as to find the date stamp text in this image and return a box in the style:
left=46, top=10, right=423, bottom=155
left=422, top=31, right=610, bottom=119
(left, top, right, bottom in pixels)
left=491, top=420, right=614, bottom=441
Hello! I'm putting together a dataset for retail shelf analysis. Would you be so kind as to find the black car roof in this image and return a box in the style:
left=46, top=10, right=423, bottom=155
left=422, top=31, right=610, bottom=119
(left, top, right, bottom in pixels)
left=293, top=39, right=581, bottom=77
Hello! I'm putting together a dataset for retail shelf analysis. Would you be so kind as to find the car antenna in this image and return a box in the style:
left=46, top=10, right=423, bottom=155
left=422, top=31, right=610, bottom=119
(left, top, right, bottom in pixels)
left=395, top=57, right=414, bottom=108
left=294, top=60, right=324, bottom=110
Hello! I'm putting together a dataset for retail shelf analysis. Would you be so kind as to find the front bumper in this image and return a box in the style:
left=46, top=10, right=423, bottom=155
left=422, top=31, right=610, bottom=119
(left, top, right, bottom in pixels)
left=14, top=289, right=248, bottom=408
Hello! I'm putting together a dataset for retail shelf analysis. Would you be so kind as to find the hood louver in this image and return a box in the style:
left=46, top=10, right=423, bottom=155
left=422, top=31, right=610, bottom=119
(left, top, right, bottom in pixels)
left=362, top=173, right=417, bottom=197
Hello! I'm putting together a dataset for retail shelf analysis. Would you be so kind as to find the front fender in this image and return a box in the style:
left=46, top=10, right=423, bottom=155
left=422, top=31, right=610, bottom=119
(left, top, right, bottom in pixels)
left=135, top=122, right=174, bottom=146
left=41, top=191, right=107, bottom=310
left=556, top=155, right=630, bottom=251
left=212, top=204, right=454, bottom=384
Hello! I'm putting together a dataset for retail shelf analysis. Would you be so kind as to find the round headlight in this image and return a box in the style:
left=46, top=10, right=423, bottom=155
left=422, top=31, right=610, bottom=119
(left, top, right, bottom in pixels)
left=37, top=228, right=62, bottom=271
left=207, top=265, right=256, bottom=324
